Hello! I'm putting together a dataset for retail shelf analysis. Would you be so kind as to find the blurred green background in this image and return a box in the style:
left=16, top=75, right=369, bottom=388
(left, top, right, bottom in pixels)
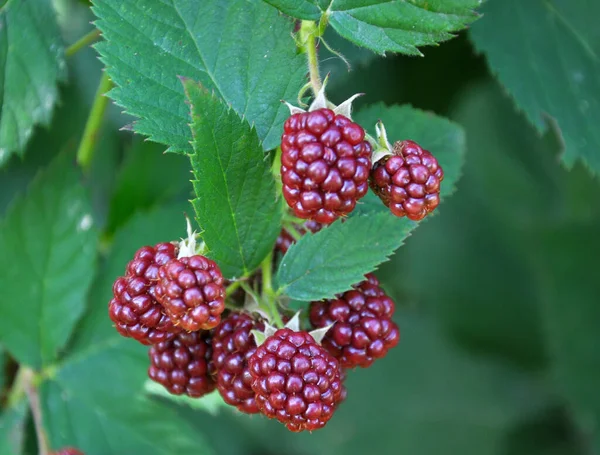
left=1, top=1, right=599, bottom=454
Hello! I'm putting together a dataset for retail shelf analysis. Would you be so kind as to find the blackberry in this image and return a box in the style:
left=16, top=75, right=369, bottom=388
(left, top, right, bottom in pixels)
left=309, top=274, right=400, bottom=368
left=281, top=108, right=372, bottom=224
left=370, top=140, right=443, bottom=221
left=108, top=243, right=181, bottom=345
left=275, top=220, right=323, bottom=254
left=156, top=255, right=225, bottom=331
left=248, top=328, right=344, bottom=432
left=148, top=331, right=216, bottom=397
left=212, top=312, right=264, bottom=414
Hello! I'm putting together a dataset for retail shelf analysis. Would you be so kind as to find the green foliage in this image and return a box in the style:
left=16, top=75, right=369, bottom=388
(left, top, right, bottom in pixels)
left=0, top=152, right=98, bottom=368
left=185, top=80, right=281, bottom=279
left=265, top=0, right=481, bottom=55
left=0, top=0, right=66, bottom=164
left=93, top=0, right=306, bottom=153
left=0, top=401, right=28, bottom=455
left=470, top=0, right=600, bottom=173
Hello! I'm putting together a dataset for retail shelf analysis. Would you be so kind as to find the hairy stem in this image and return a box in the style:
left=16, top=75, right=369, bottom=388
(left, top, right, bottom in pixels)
left=76, top=71, right=113, bottom=172
left=22, top=368, right=50, bottom=455
left=300, top=21, right=322, bottom=96
left=66, top=28, right=101, bottom=58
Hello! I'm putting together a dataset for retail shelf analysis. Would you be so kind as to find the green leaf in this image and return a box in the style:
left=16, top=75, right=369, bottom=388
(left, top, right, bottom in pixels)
left=0, top=401, right=28, bottom=455
left=0, top=152, right=98, bottom=368
left=106, top=138, right=191, bottom=233
left=0, top=0, right=66, bottom=165
left=262, top=0, right=320, bottom=19
left=276, top=104, right=465, bottom=301
left=532, top=223, right=600, bottom=452
left=276, top=214, right=415, bottom=301
left=185, top=80, right=281, bottom=279
left=470, top=0, right=600, bottom=173
left=93, top=0, right=306, bottom=153
left=145, top=382, right=227, bottom=416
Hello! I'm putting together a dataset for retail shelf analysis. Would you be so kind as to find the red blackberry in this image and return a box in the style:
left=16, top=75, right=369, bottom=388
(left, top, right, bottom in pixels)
left=281, top=108, right=372, bottom=224
left=148, top=331, right=216, bottom=397
left=156, top=255, right=225, bottom=331
left=212, top=312, right=264, bottom=414
left=52, top=449, right=84, bottom=455
left=275, top=220, right=323, bottom=254
left=309, top=274, right=400, bottom=368
left=108, top=243, right=181, bottom=345
left=370, top=140, right=443, bottom=221
left=248, top=328, right=344, bottom=432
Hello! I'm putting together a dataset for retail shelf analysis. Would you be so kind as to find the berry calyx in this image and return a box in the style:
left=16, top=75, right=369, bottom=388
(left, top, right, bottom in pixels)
left=212, top=312, right=264, bottom=414
left=108, top=243, right=182, bottom=345
left=148, top=331, right=216, bottom=397
left=370, top=140, right=444, bottom=221
left=248, top=328, right=344, bottom=432
left=275, top=220, right=323, bottom=254
left=309, top=274, right=400, bottom=368
left=156, top=255, right=226, bottom=331
left=281, top=108, right=372, bottom=224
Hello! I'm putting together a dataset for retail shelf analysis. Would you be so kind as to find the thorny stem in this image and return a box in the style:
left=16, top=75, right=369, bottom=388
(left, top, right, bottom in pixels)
left=261, top=251, right=284, bottom=328
left=22, top=368, right=50, bottom=455
left=76, top=71, right=113, bottom=172
left=66, top=28, right=102, bottom=58
left=300, top=21, right=322, bottom=96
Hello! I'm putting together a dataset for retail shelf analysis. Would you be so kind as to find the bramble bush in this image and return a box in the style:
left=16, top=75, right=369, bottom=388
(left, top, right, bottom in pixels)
left=1, top=0, right=599, bottom=454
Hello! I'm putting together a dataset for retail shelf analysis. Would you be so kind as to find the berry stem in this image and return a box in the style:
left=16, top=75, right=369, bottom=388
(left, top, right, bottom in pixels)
left=225, top=280, right=242, bottom=298
left=300, top=21, right=322, bottom=96
left=76, top=71, right=113, bottom=172
left=65, top=28, right=102, bottom=58
left=22, top=368, right=51, bottom=455
left=260, top=251, right=285, bottom=328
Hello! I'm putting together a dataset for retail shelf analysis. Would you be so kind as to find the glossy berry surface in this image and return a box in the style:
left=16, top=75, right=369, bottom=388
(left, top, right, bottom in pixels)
left=52, top=449, right=84, bottom=455
left=281, top=108, right=372, bottom=224
left=248, top=328, right=344, bottom=432
left=370, top=140, right=444, bottom=221
left=212, top=312, right=263, bottom=414
left=275, top=220, right=323, bottom=254
left=156, top=255, right=225, bottom=331
left=309, top=274, right=400, bottom=368
left=148, top=331, right=216, bottom=397
left=108, top=243, right=181, bottom=345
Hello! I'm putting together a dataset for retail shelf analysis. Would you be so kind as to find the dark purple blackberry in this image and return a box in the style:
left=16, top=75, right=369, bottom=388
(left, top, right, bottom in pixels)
left=309, top=274, right=400, bottom=368
left=248, top=328, right=344, bottom=432
left=148, top=331, right=216, bottom=397
left=108, top=243, right=181, bottom=345
left=281, top=108, right=372, bottom=224
left=370, top=140, right=443, bottom=221
left=155, top=255, right=225, bottom=331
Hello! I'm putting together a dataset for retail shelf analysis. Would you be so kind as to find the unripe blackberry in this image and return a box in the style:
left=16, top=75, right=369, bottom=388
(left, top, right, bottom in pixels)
left=248, top=328, right=344, bottom=432
left=212, top=312, right=264, bottom=414
left=156, top=255, right=225, bottom=331
left=108, top=243, right=181, bottom=345
left=275, top=220, right=323, bottom=254
left=370, top=140, right=443, bottom=221
left=309, top=274, right=400, bottom=368
left=281, top=108, right=372, bottom=224
left=148, top=331, right=216, bottom=397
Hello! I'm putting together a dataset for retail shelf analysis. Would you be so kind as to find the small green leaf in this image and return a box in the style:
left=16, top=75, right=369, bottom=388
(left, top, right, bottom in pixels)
left=145, top=381, right=227, bottom=416
left=276, top=214, right=415, bottom=301
left=185, top=80, right=281, bottom=279
left=262, top=0, right=320, bottom=19
left=470, top=0, right=600, bottom=173
left=93, top=0, right=306, bottom=152
left=0, top=401, right=28, bottom=455
left=0, top=0, right=67, bottom=164
left=0, top=152, right=98, bottom=368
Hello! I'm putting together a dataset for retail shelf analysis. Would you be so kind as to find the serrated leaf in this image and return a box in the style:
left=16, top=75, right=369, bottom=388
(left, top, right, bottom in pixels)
left=276, top=214, right=415, bottom=301
left=0, top=152, right=98, bottom=368
left=0, top=401, right=28, bottom=455
left=263, top=0, right=320, bottom=19
left=93, top=0, right=306, bottom=153
left=353, top=103, right=466, bottom=199
left=0, top=0, right=66, bottom=165
left=185, top=80, right=281, bottom=279
left=470, top=0, right=600, bottom=174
